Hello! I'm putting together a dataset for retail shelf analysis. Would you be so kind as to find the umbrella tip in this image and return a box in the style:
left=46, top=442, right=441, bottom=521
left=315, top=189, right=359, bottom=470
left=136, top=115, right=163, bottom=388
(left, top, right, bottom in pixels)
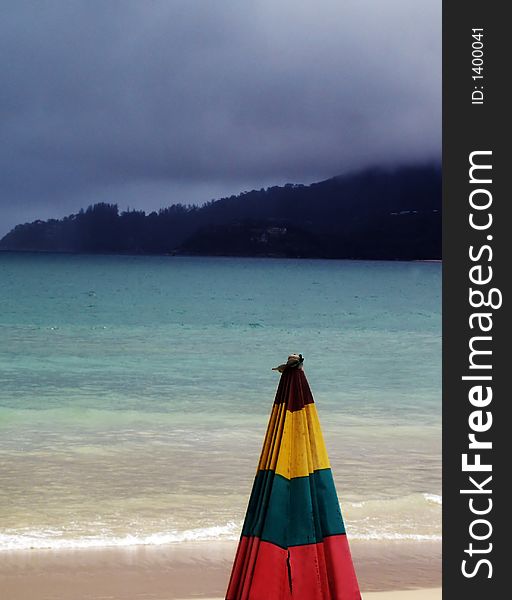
left=272, top=353, right=304, bottom=373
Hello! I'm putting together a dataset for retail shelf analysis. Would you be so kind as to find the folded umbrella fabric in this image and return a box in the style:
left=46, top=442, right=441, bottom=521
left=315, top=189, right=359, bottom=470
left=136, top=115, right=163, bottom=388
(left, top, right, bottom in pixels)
left=226, top=358, right=361, bottom=600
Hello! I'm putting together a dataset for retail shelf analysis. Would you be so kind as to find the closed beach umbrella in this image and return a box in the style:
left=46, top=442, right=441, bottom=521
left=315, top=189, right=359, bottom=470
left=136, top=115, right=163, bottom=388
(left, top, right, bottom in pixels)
left=226, top=354, right=361, bottom=600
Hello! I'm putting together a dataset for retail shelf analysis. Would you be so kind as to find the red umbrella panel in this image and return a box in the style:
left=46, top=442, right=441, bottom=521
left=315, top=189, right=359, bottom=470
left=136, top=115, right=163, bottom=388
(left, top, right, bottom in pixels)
left=226, top=360, right=361, bottom=600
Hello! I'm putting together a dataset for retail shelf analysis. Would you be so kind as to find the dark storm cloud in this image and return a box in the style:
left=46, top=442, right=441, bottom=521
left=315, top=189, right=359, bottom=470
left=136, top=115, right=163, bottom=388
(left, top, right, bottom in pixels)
left=0, top=0, right=441, bottom=235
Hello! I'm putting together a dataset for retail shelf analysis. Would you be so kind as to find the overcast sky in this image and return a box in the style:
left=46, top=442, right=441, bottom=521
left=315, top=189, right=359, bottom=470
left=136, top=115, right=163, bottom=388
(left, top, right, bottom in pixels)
left=0, top=0, right=440, bottom=237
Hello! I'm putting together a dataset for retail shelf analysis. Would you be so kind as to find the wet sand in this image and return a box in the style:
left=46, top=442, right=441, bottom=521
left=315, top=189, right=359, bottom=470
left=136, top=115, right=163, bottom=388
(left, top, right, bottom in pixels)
left=181, top=592, right=442, bottom=600
left=0, top=539, right=441, bottom=599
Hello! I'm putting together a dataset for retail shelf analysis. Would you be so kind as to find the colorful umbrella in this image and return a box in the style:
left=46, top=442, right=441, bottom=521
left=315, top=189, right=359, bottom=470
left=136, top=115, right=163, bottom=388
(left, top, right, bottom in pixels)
left=226, top=355, right=361, bottom=600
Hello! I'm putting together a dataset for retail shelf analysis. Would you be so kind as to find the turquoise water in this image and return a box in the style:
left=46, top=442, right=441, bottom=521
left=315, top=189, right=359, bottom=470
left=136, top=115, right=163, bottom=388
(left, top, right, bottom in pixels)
left=0, top=253, right=441, bottom=550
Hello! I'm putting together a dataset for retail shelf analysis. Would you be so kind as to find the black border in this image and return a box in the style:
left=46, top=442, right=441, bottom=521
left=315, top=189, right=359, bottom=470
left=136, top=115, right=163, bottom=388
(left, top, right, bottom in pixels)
left=443, top=2, right=507, bottom=595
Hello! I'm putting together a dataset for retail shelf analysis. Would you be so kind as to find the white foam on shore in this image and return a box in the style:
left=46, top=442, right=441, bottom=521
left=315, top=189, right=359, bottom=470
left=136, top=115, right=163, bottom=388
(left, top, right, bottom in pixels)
left=0, top=526, right=441, bottom=552
left=0, top=493, right=442, bottom=551
left=0, top=522, right=240, bottom=551
left=351, top=533, right=441, bottom=541
left=423, top=493, right=442, bottom=505
left=0, top=528, right=441, bottom=551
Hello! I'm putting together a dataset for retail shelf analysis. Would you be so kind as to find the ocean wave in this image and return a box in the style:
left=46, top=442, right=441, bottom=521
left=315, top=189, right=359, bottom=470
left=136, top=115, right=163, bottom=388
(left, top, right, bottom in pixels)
left=351, top=533, right=441, bottom=541
left=423, top=493, right=442, bottom=505
left=344, top=492, right=441, bottom=541
left=346, top=492, right=442, bottom=511
left=0, top=493, right=442, bottom=551
left=348, top=492, right=442, bottom=508
left=0, top=522, right=240, bottom=551
left=0, top=525, right=441, bottom=551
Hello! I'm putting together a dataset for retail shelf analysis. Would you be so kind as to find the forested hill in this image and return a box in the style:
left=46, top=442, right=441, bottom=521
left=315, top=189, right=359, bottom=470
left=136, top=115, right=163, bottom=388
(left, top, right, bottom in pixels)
left=0, top=165, right=441, bottom=260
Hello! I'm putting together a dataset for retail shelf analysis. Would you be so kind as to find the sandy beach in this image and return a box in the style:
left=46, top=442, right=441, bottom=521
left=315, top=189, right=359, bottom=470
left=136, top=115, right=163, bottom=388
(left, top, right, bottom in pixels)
left=0, top=539, right=440, bottom=599
left=182, top=592, right=442, bottom=600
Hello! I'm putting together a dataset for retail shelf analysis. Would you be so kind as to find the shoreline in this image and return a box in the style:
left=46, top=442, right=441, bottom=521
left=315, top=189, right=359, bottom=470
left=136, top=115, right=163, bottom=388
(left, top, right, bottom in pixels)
left=187, top=593, right=442, bottom=600
left=0, top=248, right=442, bottom=262
left=0, top=538, right=441, bottom=599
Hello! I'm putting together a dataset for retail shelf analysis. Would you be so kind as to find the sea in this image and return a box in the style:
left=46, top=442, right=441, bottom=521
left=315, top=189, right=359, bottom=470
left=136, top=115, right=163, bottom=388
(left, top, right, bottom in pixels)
left=0, top=253, right=441, bottom=551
